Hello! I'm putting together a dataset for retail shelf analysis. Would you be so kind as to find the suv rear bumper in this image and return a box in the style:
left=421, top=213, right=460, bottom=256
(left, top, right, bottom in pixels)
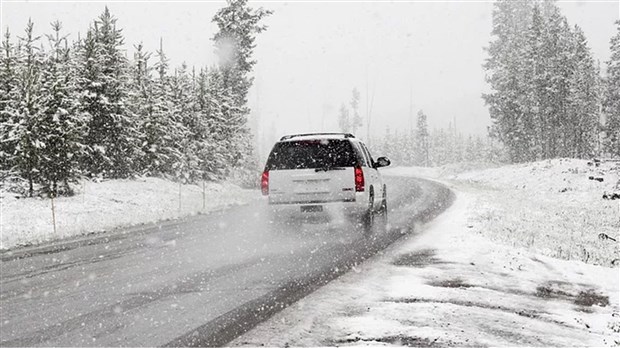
left=266, top=193, right=368, bottom=220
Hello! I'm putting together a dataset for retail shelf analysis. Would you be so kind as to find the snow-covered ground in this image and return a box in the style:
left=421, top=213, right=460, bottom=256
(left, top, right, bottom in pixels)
left=0, top=177, right=257, bottom=250
left=232, top=159, right=620, bottom=346
left=390, top=159, right=619, bottom=267
left=452, top=158, right=619, bottom=268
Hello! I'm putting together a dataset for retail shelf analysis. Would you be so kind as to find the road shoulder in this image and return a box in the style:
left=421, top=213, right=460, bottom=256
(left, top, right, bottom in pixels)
left=1, top=178, right=258, bottom=253
left=231, top=188, right=619, bottom=347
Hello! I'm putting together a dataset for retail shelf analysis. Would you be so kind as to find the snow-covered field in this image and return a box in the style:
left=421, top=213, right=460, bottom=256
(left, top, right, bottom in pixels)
left=391, top=159, right=620, bottom=267
left=0, top=177, right=257, bottom=250
left=232, top=159, right=620, bottom=346
left=453, top=159, right=619, bottom=267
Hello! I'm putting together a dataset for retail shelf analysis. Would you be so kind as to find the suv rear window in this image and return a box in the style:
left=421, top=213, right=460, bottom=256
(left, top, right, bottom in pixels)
left=265, top=139, right=358, bottom=170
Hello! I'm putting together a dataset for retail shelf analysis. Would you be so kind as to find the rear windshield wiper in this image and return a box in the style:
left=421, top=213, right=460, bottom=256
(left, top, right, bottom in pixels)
left=315, top=167, right=346, bottom=172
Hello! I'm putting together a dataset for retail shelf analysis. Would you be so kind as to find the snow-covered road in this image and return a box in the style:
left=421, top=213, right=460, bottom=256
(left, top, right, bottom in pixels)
left=0, top=176, right=452, bottom=346
left=231, top=167, right=619, bottom=347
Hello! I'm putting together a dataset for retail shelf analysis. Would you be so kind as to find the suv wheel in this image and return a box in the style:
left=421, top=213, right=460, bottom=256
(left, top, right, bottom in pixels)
left=361, top=188, right=374, bottom=236
left=377, top=185, right=388, bottom=232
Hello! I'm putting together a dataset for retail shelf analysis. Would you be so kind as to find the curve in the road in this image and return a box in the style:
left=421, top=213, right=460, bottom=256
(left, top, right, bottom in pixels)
left=164, top=177, right=455, bottom=347
left=0, top=176, right=453, bottom=347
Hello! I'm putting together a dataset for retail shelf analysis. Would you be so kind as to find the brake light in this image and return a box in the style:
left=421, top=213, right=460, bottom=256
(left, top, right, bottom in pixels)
left=354, top=167, right=365, bottom=192
left=261, top=170, right=269, bottom=195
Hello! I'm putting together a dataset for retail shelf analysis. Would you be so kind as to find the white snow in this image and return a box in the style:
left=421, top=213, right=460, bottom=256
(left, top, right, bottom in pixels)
left=387, top=159, right=619, bottom=267
left=231, top=159, right=620, bottom=347
left=0, top=177, right=257, bottom=250
left=450, top=159, right=619, bottom=267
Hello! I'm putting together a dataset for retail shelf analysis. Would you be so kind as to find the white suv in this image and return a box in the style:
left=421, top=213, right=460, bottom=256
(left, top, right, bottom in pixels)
left=261, top=133, right=390, bottom=232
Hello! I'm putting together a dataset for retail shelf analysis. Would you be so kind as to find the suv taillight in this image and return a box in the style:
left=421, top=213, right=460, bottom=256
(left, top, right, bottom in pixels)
left=354, top=166, right=364, bottom=192
left=261, top=170, right=269, bottom=195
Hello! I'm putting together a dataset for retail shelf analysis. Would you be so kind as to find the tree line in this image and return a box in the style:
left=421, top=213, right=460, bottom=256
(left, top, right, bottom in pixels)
left=334, top=88, right=505, bottom=167
left=484, top=0, right=619, bottom=163
left=0, top=0, right=271, bottom=197
left=372, top=110, right=507, bottom=168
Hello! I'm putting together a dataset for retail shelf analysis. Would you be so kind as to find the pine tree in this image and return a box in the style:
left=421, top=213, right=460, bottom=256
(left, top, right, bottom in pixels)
left=520, top=3, right=548, bottom=161
left=77, top=7, right=140, bottom=178
left=430, top=128, right=446, bottom=166
left=169, top=63, right=198, bottom=183
left=193, top=67, right=226, bottom=180
left=453, top=129, right=465, bottom=163
left=37, top=21, right=85, bottom=196
left=381, top=126, right=399, bottom=165
left=484, top=0, right=602, bottom=161
left=127, top=42, right=153, bottom=173
left=551, top=15, right=577, bottom=158
left=464, top=135, right=477, bottom=162
left=604, top=21, right=620, bottom=157
left=415, top=110, right=430, bottom=166
left=483, top=0, right=534, bottom=163
left=568, top=25, right=601, bottom=158
left=13, top=19, right=45, bottom=196
left=212, top=0, right=272, bottom=104
left=212, top=0, right=272, bottom=168
left=202, top=67, right=234, bottom=178
left=139, top=42, right=184, bottom=177
left=349, top=88, right=362, bottom=135
left=402, top=126, right=415, bottom=166
left=338, top=103, right=350, bottom=133
left=0, top=28, right=19, bottom=174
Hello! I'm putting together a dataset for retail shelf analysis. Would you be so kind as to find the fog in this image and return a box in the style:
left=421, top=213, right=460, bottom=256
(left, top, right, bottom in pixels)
left=2, top=0, right=617, bottom=158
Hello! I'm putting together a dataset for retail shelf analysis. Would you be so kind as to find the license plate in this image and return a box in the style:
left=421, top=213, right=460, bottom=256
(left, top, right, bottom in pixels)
left=301, top=205, right=323, bottom=213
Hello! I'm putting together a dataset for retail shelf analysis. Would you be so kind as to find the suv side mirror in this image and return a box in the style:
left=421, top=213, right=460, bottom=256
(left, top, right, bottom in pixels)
left=375, top=156, right=391, bottom=168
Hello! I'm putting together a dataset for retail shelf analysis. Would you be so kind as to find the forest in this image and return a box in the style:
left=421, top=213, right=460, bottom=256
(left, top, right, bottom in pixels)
left=363, top=1, right=619, bottom=167
left=1, top=0, right=619, bottom=198
left=0, top=0, right=271, bottom=197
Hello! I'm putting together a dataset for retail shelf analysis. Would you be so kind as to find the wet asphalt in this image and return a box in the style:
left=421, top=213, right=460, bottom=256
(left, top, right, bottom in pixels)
left=0, top=176, right=453, bottom=347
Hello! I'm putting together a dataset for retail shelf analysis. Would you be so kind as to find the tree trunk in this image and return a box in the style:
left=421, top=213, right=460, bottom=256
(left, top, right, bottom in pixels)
left=28, top=176, right=33, bottom=197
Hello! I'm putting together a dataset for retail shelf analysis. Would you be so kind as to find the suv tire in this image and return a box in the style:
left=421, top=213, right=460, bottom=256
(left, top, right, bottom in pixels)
left=377, top=185, right=388, bottom=233
left=361, top=188, right=374, bottom=236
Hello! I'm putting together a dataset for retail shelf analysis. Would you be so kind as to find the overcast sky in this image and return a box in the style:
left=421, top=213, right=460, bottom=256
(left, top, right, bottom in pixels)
left=2, top=0, right=618, bottom=156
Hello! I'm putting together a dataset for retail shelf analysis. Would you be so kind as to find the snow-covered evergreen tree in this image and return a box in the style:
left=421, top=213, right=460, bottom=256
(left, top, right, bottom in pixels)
left=568, top=25, right=601, bottom=158
left=202, top=67, right=234, bottom=178
left=550, top=15, right=577, bottom=158
left=483, top=0, right=534, bottom=163
left=415, top=110, right=430, bottom=166
left=380, top=126, right=400, bottom=165
left=77, top=7, right=141, bottom=178
left=212, top=0, right=272, bottom=168
left=37, top=21, right=85, bottom=196
left=484, top=0, right=601, bottom=161
left=193, top=67, right=226, bottom=180
left=533, top=4, right=556, bottom=159
left=401, top=126, right=416, bottom=166
left=429, top=128, right=447, bottom=166
left=169, top=63, right=198, bottom=183
left=464, top=135, right=477, bottom=162
left=127, top=42, right=153, bottom=173
left=0, top=28, right=19, bottom=174
left=1, top=1, right=274, bottom=190
left=349, top=88, right=362, bottom=135
left=604, top=21, right=620, bottom=157
left=137, top=42, right=184, bottom=177
left=338, top=103, right=351, bottom=133
left=12, top=20, right=45, bottom=196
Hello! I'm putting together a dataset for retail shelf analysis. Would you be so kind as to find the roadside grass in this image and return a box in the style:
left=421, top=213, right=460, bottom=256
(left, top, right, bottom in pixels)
left=1, top=177, right=257, bottom=250
left=448, top=159, right=620, bottom=267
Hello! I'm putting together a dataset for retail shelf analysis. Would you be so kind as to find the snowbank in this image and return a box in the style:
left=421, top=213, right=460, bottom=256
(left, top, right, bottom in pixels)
left=387, top=159, right=620, bottom=267
left=452, top=159, right=619, bottom=267
left=232, top=191, right=619, bottom=347
left=231, top=159, right=619, bottom=346
left=0, top=177, right=257, bottom=250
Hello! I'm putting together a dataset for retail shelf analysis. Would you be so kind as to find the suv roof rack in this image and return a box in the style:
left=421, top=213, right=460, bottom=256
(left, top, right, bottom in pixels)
left=279, top=132, right=355, bottom=141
